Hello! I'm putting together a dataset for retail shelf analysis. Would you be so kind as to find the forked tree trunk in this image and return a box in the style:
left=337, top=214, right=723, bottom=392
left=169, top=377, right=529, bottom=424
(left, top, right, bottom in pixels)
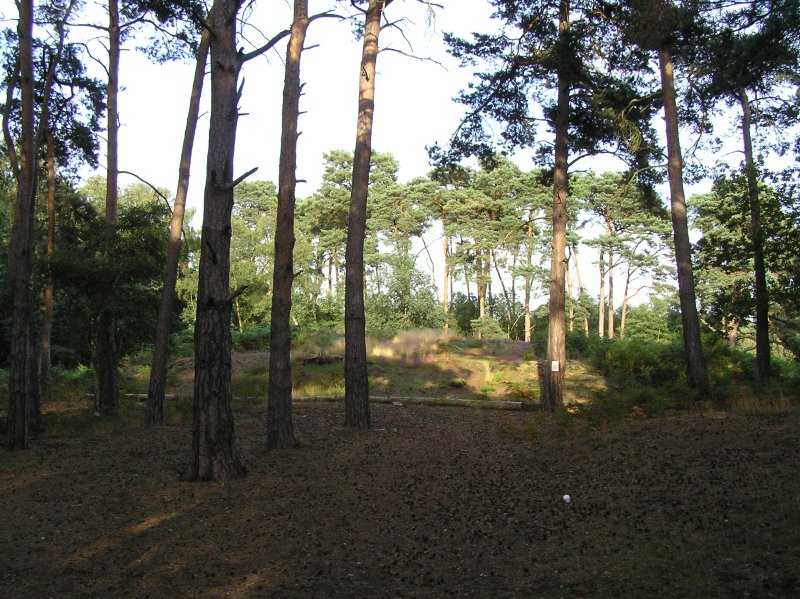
left=185, top=0, right=247, bottom=481
left=267, top=0, right=309, bottom=449
left=40, top=131, right=56, bottom=404
left=146, top=27, right=211, bottom=427
left=6, top=0, right=36, bottom=450
left=658, top=48, right=709, bottom=397
left=97, top=0, right=121, bottom=411
left=344, top=0, right=392, bottom=429
left=740, top=89, right=770, bottom=381
left=542, top=0, right=570, bottom=413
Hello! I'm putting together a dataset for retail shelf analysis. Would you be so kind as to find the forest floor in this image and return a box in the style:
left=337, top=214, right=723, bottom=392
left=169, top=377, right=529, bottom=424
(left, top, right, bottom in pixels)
left=2, top=339, right=800, bottom=597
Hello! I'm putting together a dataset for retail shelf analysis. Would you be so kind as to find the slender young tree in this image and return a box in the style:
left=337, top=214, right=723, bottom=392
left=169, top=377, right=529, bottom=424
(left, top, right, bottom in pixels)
left=146, top=25, right=210, bottom=427
left=344, top=0, right=393, bottom=429
left=267, top=0, right=310, bottom=449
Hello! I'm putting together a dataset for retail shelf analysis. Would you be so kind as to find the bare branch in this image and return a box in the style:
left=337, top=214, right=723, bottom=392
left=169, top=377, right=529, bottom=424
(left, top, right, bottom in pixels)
left=118, top=170, right=172, bottom=212
left=240, top=28, right=291, bottom=62
left=223, top=167, right=259, bottom=190
left=380, top=46, right=446, bottom=69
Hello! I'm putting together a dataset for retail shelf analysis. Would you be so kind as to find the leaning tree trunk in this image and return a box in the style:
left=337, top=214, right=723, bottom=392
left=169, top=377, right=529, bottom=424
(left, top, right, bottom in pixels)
left=6, top=0, right=36, bottom=450
left=740, top=89, right=770, bottom=381
left=97, top=0, right=121, bottom=411
left=344, top=0, right=391, bottom=429
left=542, top=0, right=570, bottom=413
left=185, top=0, right=247, bottom=481
left=40, top=131, right=57, bottom=405
left=146, top=27, right=211, bottom=427
left=658, top=48, right=709, bottom=397
left=267, top=0, right=309, bottom=449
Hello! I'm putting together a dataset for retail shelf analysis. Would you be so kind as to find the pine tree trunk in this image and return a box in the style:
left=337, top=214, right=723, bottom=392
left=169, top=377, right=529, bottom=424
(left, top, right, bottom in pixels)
left=607, top=248, right=614, bottom=338
left=566, top=254, right=574, bottom=333
left=344, top=0, right=391, bottom=429
left=97, top=0, right=121, bottom=411
left=598, top=247, right=606, bottom=338
left=572, top=243, right=589, bottom=336
left=6, top=0, right=36, bottom=450
left=542, top=0, right=570, bottom=413
left=620, top=265, right=631, bottom=339
left=267, top=0, right=308, bottom=449
left=40, top=131, right=56, bottom=405
left=442, top=233, right=450, bottom=328
left=185, top=0, right=247, bottom=481
left=740, top=89, right=770, bottom=381
left=658, top=48, right=709, bottom=397
left=146, top=27, right=210, bottom=427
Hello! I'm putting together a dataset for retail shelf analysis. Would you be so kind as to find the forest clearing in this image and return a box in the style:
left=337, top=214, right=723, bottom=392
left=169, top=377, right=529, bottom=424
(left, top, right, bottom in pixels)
left=2, top=337, right=800, bottom=598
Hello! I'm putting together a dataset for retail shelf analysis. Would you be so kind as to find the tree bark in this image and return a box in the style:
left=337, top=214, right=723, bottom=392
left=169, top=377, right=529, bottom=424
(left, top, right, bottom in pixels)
left=566, top=252, right=574, bottom=333
left=185, top=0, right=247, bottom=481
left=40, top=131, right=57, bottom=405
left=267, top=0, right=309, bottom=450
left=658, top=48, right=709, bottom=397
left=146, top=27, right=211, bottom=427
left=97, top=0, right=121, bottom=411
left=542, top=0, right=570, bottom=413
left=740, top=89, right=770, bottom=381
left=442, top=232, right=450, bottom=328
left=607, top=248, right=614, bottom=338
left=344, top=0, right=391, bottom=429
left=620, top=265, right=632, bottom=339
left=572, top=242, right=589, bottom=336
left=6, top=0, right=36, bottom=450
left=524, top=213, right=534, bottom=343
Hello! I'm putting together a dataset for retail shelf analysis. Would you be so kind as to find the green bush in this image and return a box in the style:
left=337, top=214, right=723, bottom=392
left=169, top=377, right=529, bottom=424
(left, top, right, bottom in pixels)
left=590, top=338, right=684, bottom=386
left=231, top=326, right=271, bottom=351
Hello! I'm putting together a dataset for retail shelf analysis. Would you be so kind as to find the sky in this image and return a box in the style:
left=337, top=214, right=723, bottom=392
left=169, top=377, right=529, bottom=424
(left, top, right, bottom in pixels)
left=35, top=0, right=751, bottom=308
left=105, top=0, right=505, bottom=204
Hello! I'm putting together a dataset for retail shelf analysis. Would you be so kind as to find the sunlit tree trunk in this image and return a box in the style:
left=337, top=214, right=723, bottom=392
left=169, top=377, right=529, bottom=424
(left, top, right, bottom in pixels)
left=620, top=264, right=632, bottom=339
left=598, top=246, right=606, bottom=338
left=147, top=26, right=210, bottom=427
left=659, top=48, right=709, bottom=397
left=267, top=0, right=309, bottom=449
left=442, top=233, right=450, bottom=328
left=740, top=89, right=770, bottom=381
left=344, top=0, right=392, bottom=429
left=572, top=242, right=589, bottom=336
left=185, top=0, right=247, bottom=481
left=566, top=253, right=574, bottom=332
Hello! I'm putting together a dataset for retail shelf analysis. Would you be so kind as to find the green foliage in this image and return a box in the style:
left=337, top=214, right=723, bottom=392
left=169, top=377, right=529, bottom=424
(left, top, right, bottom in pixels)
left=231, top=326, right=271, bottom=352
left=590, top=337, right=685, bottom=387
left=450, top=292, right=479, bottom=336
left=470, top=317, right=507, bottom=340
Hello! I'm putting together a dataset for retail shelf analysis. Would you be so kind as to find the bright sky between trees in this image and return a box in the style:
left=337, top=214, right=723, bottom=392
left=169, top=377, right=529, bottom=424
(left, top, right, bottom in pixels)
left=87, top=0, right=509, bottom=210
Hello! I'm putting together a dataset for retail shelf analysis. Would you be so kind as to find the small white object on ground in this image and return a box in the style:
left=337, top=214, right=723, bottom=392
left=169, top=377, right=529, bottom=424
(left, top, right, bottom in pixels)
left=562, top=494, right=571, bottom=504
